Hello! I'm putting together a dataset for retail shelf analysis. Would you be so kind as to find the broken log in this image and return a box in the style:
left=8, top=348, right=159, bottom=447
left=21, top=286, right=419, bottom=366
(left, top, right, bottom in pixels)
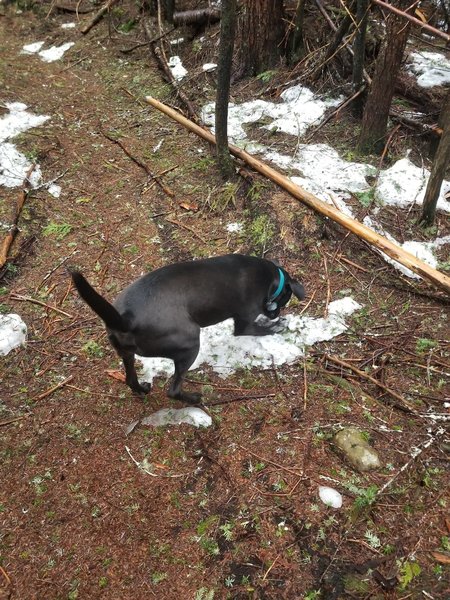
left=173, top=9, right=221, bottom=27
left=81, top=0, right=117, bottom=35
left=144, top=96, right=450, bottom=295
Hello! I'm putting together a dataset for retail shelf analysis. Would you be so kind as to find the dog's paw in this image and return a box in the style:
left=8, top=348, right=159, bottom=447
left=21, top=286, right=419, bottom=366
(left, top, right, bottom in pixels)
left=179, top=391, right=202, bottom=404
left=268, top=317, right=287, bottom=333
left=131, top=381, right=151, bottom=395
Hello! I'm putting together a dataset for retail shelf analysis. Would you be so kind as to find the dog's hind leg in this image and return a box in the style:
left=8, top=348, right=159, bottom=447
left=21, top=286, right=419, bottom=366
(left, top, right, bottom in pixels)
left=121, top=351, right=151, bottom=395
left=168, top=343, right=201, bottom=404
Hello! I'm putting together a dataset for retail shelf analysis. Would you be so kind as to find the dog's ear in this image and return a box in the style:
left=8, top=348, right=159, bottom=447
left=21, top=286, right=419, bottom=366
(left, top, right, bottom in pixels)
left=289, top=280, right=305, bottom=300
left=269, top=258, right=282, bottom=267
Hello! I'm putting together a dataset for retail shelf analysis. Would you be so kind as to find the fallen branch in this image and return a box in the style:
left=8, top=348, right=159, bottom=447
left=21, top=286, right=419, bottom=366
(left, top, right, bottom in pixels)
left=323, top=353, right=418, bottom=414
left=377, top=426, right=445, bottom=497
left=32, top=375, right=74, bottom=402
left=52, top=2, right=95, bottom=14
left=80, top=0, right=117, bottom=35
left=101, top=130, right=175, bottom=198
left=0, top=164, right=36, bottom=269
left=10, top=293, right=73, bottom=318
left=144, top=96, right=450, bottom=294
left=372, top=0, right=450, bottom=42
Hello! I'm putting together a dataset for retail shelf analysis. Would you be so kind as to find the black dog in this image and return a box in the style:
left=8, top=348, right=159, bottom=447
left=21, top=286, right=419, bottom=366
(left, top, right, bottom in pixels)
left=69, top=254, right=304, bottom=403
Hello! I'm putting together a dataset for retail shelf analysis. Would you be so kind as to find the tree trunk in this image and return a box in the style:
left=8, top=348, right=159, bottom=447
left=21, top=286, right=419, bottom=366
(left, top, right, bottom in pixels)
left=352, top=0, right=369, bottom=113
left=420, top=89, right=450, bottom=226
left=288, top=0, right=306, bottom=64
left=357, top=1, right=411, bottom=154
left=215, top=0, right=237, bottom=178
left=235, top=0, right=285, bottom=78
left=429, top=87, right=450, bottom=159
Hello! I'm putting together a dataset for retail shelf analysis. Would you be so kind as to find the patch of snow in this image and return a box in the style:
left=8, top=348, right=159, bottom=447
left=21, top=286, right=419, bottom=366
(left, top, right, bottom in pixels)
left=0, top=103, right=49, bottom=188
left=61, top=22, right=77, bottom=29
left=407, top=51, right=450, bottom=88
left=38, top=42, right=75, bottom=63
left=48, top=183, right=61, bottom=197
left=267, top=144, right=375, bottom=194
left=22, top=41, right=74, bottom=62
left=226, top=222, right=243, bottom=233
left=318, top=486, right=343, bottom=508
left=21, top=41, right=45, bottom=54
left=375, top=156, right=450, bottom=213
left=0, top=102, right=49, bottom=143
left=203, top=63, right=217, bottom=72
left=168, top=56, right=187, bottom=80
left=141, top=407, right=212, bottom=428
left=201, top=85, right=342, bottom=142
left=0, top=314, right=27, bottom=356
left=363, top=217, right=450, bottom=279
left=170, top=38, right=185, bottom=45
left=152, top=140, right=163, bottom=153
left=138, top=297, right=361, bottom=385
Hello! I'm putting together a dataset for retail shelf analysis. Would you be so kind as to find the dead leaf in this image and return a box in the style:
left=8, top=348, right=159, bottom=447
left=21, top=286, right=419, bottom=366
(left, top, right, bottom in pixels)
left=430, top=551, right=450, bottom=564
left=414, top=8, right=427, bottom=23
left=446, top=517, right=450, bottom=533
left=106, top=369, right=125, bottom=382
left=179, top=201, right=199, bottom=212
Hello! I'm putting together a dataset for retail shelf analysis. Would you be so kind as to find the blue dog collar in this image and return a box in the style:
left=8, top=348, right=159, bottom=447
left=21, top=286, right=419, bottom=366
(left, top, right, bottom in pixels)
left=270, top=268, right=285, bottom=301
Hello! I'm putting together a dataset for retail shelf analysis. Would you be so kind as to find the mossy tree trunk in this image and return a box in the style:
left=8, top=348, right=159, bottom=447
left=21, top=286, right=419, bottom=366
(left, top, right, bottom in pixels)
left=357, top=1, right=411, bottom=154
left=215, top=0, right=237, bottom=179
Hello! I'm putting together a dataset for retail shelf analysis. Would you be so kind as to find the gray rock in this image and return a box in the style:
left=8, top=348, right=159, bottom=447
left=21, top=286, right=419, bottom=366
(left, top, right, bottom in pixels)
left=334, top=427, right=381, bottom=472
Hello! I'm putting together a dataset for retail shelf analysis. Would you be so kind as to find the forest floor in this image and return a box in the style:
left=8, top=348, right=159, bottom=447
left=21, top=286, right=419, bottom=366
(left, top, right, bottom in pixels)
left=1, top=3, right=449, bottom=600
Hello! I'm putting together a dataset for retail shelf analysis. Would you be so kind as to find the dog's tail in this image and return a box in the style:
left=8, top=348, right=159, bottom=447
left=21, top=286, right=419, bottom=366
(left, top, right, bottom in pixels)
left=68, top=268, right=128, bottom=332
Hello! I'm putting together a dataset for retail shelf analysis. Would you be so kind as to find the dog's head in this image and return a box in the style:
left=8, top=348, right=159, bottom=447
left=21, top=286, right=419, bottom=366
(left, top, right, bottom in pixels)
left=264, top=266, right=305, bottom=319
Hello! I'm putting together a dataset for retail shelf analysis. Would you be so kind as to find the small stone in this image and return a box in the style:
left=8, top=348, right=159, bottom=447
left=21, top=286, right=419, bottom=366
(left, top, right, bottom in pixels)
left=334, top=427, right=381, bottom=472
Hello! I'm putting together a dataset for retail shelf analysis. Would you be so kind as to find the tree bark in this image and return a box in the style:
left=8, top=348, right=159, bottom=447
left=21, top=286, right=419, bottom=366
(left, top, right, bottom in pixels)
left=288, top=0, right=306, bottom=64
left=357, top=1, right=411, bottom=154
left=352, top=0, right=369, bottom=113
left=420, top=89, right=450, bottom=226
left=234, top=0, right=285, bottom=78
left=215, top=0, right=237, bottom=178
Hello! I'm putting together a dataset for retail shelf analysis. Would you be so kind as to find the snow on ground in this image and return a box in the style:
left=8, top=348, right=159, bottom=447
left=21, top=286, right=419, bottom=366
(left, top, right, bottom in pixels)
left=168, top=56, right=187, bottom=80
left=21, top=41, right=74, bottom=62
left=0, top=314, right=27, bottom=356
left=201, top=84, right=342, bottom=142
left=407, top=51, right=450, bottom=88
left=201, top=82, right=450, bottom=279
left=138, top=297, right=361, bottom=385
left=142, top=407, right=212, bottom=428
left=376, top=156, right=450, bottom=213
left=0, top=103, right=48, bottom=188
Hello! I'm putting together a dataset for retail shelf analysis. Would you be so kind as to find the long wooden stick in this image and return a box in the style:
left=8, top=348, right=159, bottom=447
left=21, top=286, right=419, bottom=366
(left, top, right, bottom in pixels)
left=144, top=96, right=450, bottom=294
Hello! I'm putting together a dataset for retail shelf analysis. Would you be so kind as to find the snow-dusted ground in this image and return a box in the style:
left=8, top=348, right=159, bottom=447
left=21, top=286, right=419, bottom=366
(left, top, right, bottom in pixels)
left=407, top=50, right=450, bottom=88
left=22, top=41, right=74, bottom=63
left=202, top=83, right=450, bottom=280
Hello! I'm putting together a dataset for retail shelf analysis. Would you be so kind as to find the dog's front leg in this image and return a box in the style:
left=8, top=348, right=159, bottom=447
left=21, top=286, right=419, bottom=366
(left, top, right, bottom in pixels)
left=234, top=316, right=285, bottom=336
left=121, top=352, right=151, bottom=395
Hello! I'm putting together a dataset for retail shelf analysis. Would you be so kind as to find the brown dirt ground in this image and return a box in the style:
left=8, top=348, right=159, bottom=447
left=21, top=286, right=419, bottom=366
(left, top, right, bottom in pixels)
left=1, top=3, right=449, bottom=600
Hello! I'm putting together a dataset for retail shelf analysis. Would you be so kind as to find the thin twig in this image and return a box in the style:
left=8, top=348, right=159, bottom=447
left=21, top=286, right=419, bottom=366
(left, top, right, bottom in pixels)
left=32, top=375, right=74, bottom=402
left=323, top=353, right=418, bottom=414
